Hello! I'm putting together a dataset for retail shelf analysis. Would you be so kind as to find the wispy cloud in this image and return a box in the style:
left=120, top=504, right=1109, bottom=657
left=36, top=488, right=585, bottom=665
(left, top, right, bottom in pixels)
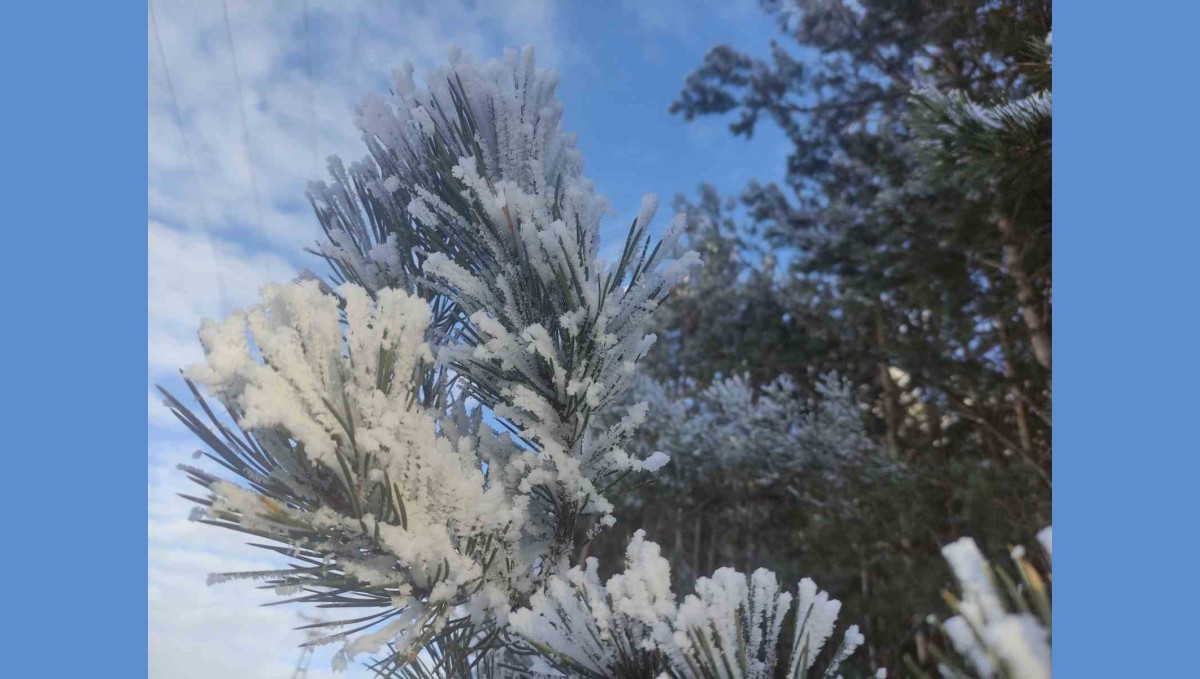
left=148, top=0, right=574, bottom=252
left=147, top=220, right=296, bottom=379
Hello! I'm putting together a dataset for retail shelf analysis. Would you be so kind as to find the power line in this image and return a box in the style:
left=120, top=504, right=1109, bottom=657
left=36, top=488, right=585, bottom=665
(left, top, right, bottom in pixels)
left=149, top=0, right=212, bottom=233
left=290, top=645, right=313, bottom=679
left=304, top=0, right=319, bottom=177
left=220, top=0, right=266, bottom=232
left=291, top=611, right=323, bottom=679
left=149, top=0, right=228, bottom=311
left=346, top=0, right=362, bottom=77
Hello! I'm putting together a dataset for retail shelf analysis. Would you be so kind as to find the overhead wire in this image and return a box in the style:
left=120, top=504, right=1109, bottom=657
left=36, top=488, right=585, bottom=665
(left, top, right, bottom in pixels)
left=149, top=0, right=228, bottom=310
left=304, top=0, right=319, bottom=177
left=219, top=0, right=267, bottom=233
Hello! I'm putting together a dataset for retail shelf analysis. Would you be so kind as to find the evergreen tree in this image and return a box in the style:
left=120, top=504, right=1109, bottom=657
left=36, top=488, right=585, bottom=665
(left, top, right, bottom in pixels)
left=586, top=1, right=1052, bottom=673
left=668, top=0, right=1052, bottom=475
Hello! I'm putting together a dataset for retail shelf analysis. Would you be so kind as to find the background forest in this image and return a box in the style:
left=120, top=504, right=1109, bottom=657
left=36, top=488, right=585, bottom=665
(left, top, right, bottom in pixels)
left=589, top=0, right=1052, bottom=673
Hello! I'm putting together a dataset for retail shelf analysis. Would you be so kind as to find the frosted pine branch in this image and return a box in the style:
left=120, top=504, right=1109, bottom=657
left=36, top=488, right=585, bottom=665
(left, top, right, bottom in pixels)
left=176, top=282, right=527, bottom=668
left=909, top=31, right=1052, bottom=196
left=509, top=531, right=869, bottom=679
left=914, top=527, right=1053, bottom=679
left=308, top=46, right=699, bottom=552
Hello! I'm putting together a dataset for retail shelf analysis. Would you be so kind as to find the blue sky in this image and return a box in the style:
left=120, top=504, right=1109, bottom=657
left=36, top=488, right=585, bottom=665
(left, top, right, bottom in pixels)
left=148, top=1, right=789, bottom=675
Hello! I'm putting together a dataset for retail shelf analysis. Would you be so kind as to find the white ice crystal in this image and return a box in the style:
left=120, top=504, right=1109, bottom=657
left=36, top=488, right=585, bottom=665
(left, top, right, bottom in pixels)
left=937, top=529, right=1052, bottom=679
left=1037, top=525, right=1052, bottom=562
left=942, top=537, right=1007, bottom=630
left=511, top=531, right=865, bottom=679
left=509, top=530, right=677, bottom=675
left=786, top=577, right=843, bottom=676
left=641, top=450, right=671, bottom=472
left=986, top=614, right=1051, bottom=679
left=186, top=281, right=531, bottom=662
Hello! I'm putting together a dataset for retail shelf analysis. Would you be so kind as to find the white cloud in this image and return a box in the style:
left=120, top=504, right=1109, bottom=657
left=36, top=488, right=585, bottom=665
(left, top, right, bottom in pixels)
left=147, top=220, right=296, bottom=379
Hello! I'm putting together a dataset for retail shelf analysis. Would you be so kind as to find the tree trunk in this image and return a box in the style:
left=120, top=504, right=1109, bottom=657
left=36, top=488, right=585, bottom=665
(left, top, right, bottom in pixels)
left=874, top=308, right=902, bottom=459
left=996, top=314, right=1035, bottom=456
left=998, top=216, right=1052, bottom=371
